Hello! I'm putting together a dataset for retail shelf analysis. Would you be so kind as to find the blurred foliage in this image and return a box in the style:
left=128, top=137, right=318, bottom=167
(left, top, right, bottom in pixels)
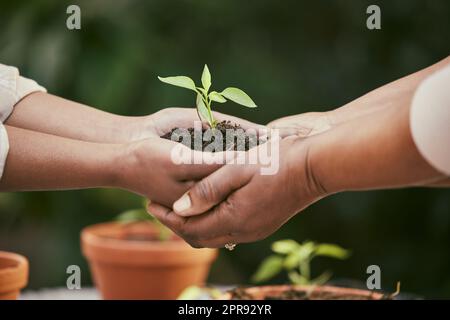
left=0, top=0, right=449, bottom=297
left=252, top=240, right=350, bottom=285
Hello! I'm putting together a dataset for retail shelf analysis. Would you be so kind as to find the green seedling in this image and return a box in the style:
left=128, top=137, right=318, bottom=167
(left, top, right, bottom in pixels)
left=251, top=239, right=350, bottom=286
left=158, top=64, right=257, bottom=128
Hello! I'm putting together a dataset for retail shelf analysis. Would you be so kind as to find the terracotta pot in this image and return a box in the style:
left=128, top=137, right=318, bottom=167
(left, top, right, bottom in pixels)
left=220, top=285, right=384, bottom=300
left=0, top=251, right=29, bottom=300
left=81, top=222, right=217, bottom=300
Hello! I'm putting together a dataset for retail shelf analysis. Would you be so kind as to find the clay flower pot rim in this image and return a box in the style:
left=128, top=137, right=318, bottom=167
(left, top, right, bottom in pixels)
left=0, top=251, right=29, bottom=296
left=82, top=221, right=193, bottom=252
left=220, top=284, right=384, bottom=300
left=81, top=222, right=217, bottom=266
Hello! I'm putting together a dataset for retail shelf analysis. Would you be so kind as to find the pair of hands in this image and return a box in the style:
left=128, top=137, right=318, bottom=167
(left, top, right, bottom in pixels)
left=115, top=108, right=268, bottom=207
left=141, top=55, right=450, bottom=248
left=136, top=109, right=333, bottom=248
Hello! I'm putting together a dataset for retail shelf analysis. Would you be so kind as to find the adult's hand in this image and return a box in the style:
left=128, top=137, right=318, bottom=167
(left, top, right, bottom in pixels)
left=267, top=112, right=333, bottom=138
left=147, top=137, right=326, bottom=248
left=115, top=137, right=238, bottom=207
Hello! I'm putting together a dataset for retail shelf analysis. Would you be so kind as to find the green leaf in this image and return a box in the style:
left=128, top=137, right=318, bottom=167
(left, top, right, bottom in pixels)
left=221, top=87, right=257, bottom=108
left=251, top=255, right=284, bottom=283
left=298, top=241, right=316, bottom=259
left=288, top=271, right=309, bottom=285
left=115, top=209, right=153, bottom=223
left=314, top=244, right=350, bottom=260
left=310, top=271, right=332, bottom=286
left=196, top=87, right=208, bottom=96
left=158, top=76, right=197, bottom=91
left=196, top=93, right=212, bottom=126
left=272, top=240, right=300, bottom=254
left=209, top=91, right=227, bottom=103
left=201, top=64, right=211, bottom=92
left=141, top=198, right=150, bottom=209
left=284, top=251, right=302, bottom=269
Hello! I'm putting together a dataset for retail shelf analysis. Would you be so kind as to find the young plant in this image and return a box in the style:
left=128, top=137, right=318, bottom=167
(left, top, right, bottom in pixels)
left=251, top=239, right=350, bottom=286
left=115, top=200, right=171, bottom=241
left=158, top=64, right=257, bottom=128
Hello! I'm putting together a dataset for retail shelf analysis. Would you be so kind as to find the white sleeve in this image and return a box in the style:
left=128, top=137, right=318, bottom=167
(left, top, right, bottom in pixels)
left=0, top=124, right=9, bottom=179
left=0, top=63, right=47, bottom=179
left=410, top=63, right=450, bottom=175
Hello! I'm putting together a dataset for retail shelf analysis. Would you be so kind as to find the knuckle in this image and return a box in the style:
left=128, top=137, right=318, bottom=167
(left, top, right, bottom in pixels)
left=177, top=225, right=200, bottom=244
left=221, top=202, right=237, bottom=224
left=172, top=218, right=190, bottom=236
left=195, top=179, right=217, bottom=203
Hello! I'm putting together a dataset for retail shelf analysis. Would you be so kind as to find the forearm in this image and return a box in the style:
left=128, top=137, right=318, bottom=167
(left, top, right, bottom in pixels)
left=0, top=125, right=121, bottom=191
left=329, top=55, right=450, bottom=125
left=6, top=92, right=147, bottom=143
left=308, top=101, right=446, bottom=194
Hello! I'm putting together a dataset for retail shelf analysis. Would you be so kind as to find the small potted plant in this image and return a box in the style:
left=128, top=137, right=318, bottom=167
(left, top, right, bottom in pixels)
left=0, top=251, right=28, bottom=300
left=222, top=239, right=397, bottom=300
left=81, top=204, right=217, bottom=300
left=159, top=64, right=261, bottom=152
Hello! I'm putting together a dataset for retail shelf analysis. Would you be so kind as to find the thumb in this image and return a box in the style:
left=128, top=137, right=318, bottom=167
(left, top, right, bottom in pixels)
left=172, top=164, right=251, bottom=217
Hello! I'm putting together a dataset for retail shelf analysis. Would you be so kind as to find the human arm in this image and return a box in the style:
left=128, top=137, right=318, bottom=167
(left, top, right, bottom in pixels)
left=268, top=55, right=450, bottom=137
left=0, top=125, right=226, bottom=207
left=0, top=125, right=119, bottom=191
left=268, top=55, right=450, bottom=187
left=7, top=93, right=267, bottom=144
left=147, top=60, right=450, bottom=248
left=147, top=99, right=446, bottom=248
left=5, top=92, right=144, bottom=143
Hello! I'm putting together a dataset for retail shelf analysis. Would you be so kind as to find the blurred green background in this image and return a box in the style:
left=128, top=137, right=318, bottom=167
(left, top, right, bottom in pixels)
left=1, top=0, right=449, bottom=298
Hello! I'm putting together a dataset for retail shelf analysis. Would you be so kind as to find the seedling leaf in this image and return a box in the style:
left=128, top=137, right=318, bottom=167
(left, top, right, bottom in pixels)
left=158, top=76, right=197, bottom=91
left=271, top=239, right=300, bottom=254
left=201, top=64, right=212, bottom=92
left=284, top=250, right=303, bottom=270
left=296, top=241, right=315, bottom=260
left=221, top=87, right=257, bottom=108
left=115, top=209, right=153, bottom=223
left=251, top=255, right=284, bottom=283
left=315, top=244, right=350, bottom=260
left=310, top=271, right=332, bottom=285
left=196, top=87, right=208, bottom=96
left=288, top=271, right=309, bottom=285
left=209, top=91, right=227, bottom=103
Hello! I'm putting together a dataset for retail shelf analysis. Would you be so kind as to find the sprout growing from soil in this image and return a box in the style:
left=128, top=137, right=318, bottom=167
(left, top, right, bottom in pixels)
left=252, top=239, right=350, bottom=285
left=158, top=64, right=257, bottom=128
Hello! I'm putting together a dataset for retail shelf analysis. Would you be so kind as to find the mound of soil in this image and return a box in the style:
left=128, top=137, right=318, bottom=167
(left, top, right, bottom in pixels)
left=161, top=121, right=260, bottom=152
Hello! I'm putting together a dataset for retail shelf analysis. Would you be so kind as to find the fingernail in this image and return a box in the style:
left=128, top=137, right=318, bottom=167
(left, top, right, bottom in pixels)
left=173, top=193, right=192, bottom=215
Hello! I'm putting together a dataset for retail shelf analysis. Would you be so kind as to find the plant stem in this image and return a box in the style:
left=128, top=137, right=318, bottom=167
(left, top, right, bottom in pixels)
left=203, top=92, right=215, bottom=128
left=299, top=260, right=311, bottom=283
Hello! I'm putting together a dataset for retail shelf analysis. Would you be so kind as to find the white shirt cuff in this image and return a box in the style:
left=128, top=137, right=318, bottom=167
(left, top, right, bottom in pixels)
left=0, top=124, right=9, bottom=179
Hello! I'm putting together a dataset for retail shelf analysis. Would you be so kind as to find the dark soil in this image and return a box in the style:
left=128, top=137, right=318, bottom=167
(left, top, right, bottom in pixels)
left=161, top=121, right=260, bottom=152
